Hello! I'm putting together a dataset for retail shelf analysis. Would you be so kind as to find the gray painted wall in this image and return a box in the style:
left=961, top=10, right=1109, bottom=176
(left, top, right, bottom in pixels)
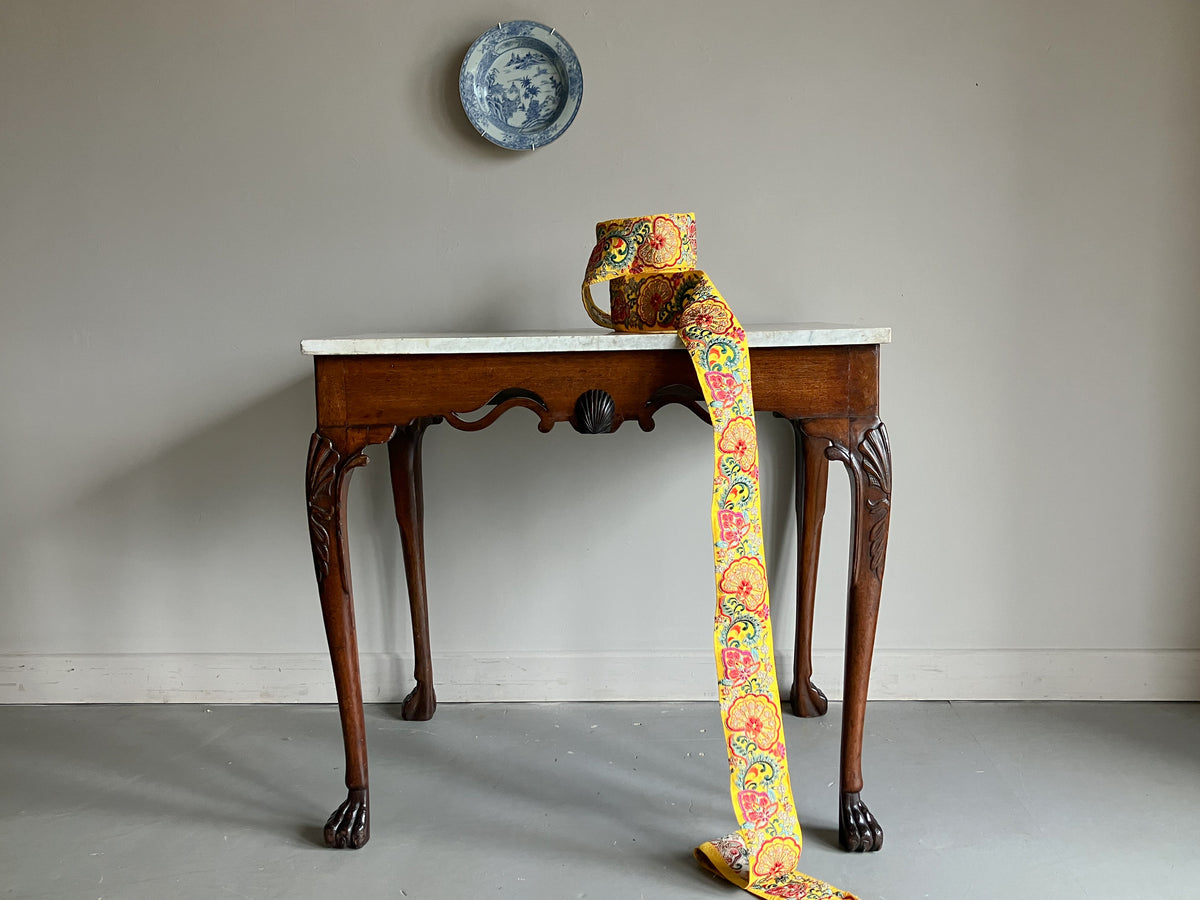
left=2, top=1, right=1198, bottom=701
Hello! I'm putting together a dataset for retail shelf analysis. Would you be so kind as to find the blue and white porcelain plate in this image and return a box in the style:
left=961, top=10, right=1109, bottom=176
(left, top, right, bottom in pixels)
left=459, top=21, right=583, bottom=151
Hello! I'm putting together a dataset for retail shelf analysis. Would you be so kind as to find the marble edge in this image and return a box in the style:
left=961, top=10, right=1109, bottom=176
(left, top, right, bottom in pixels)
left=300, top=324, right=892, bottom=356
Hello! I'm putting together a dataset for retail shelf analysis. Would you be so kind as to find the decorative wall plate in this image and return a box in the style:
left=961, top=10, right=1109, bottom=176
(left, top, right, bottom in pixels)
left=458, top=21, right=583, bottom=151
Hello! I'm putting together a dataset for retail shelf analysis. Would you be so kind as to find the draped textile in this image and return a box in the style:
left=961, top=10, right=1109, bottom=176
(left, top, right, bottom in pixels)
left=582, top=214, right=857, bottom=900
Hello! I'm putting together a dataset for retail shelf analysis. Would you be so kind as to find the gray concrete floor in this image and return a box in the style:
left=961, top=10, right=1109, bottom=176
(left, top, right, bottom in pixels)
left=1, top=701, right=1198, bottom=899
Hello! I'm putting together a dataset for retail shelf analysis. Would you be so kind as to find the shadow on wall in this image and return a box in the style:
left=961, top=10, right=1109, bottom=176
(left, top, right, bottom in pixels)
left=419, top=36, right=519, bottom=161
left=0, top=369, right=736, bottom=663
left=0, top=377, right=323, bottom=653
left=348, top=404, right=854, bottom=663
left=0, top=358, right=855, bottom=690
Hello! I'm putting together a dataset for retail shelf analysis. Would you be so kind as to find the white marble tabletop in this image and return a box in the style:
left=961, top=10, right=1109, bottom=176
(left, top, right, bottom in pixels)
left=301, top=324, right=891, bottom=356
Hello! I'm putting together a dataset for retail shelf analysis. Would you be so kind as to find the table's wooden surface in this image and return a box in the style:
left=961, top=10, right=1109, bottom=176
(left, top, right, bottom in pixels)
left=303, top=326, right=892, bottom=855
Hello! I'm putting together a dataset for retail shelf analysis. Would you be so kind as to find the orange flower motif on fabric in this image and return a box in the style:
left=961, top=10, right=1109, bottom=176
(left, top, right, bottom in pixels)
left=727, top=693, right=782, bottom=750
left=737, top=790, right=779, bottom=829
left=722, top=647, right=761, bottom=686
left=636, top=276, right=676, bottom=326
left=680, top=298, right=733, bottom=335
left=720, top=557, right=768, bottom=611
left=704, top=370, right=743, bottom=408
left=752, top=836, right=802, bottom=880
left=636, top=215, right=684, bottom=269
left=719, top=417, right=758, bottom=471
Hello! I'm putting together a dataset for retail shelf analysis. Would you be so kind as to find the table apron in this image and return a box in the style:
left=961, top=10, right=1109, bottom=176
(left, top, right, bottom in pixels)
left=314, top=345, right=880, bottom=428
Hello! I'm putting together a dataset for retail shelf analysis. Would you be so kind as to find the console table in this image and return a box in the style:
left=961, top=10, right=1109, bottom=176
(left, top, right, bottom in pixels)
left=301, top=324, right=892, bottom=855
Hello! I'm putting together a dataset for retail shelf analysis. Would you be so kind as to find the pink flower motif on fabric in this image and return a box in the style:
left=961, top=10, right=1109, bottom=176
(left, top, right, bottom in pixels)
left=722, top=648, right=761, bottom=686
left=737, top=790, right=780, bottom=829
left=717, top=508, right=749, bottom=548
left=704, top=370, right=744, bottom=408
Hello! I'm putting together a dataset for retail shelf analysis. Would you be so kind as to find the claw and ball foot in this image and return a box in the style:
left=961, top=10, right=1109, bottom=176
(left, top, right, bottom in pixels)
left=839, top=791, right=882, bottom=852
left=325, top=788, right=370, bottom=849
left=789, top=679, right=829, bottom=718
left=400, top=681, right=436, bottom=721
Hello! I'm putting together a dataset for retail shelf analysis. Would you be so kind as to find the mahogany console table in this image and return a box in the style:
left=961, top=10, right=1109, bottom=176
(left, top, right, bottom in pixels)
left=301, top=324, right=892, bottom=855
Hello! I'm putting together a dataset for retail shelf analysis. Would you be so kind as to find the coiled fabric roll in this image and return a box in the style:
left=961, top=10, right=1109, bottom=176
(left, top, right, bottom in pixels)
left=583, top=214, right=857, bottom=900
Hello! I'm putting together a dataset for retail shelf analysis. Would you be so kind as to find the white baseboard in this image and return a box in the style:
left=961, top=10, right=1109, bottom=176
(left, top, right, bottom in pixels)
left=1, top=649, right=1197, bottom=703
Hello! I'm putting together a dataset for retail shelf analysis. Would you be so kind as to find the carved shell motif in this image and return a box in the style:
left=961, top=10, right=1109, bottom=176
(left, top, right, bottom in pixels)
left=574, top=389, right=615, bottom=434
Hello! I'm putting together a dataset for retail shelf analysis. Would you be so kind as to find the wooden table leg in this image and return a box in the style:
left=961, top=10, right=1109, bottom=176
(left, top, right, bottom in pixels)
left=388, top=419, right=439, bottom=721
left=830, top=418, right=891, bottom=852
left=799, top=417, right=891, bottom=852
left=788, top=418, right=830, bottom=718
left=306, top=427, right=394, bottom=849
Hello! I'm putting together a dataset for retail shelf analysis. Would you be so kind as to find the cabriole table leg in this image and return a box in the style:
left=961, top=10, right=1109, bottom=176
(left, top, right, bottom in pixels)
left=789, top=417, right=831, bottom=718
left=828, top=417, right=891, bottom=852
left=388, top=419, right=439, bottom=722
left=306, top=426, right=394, bottom=849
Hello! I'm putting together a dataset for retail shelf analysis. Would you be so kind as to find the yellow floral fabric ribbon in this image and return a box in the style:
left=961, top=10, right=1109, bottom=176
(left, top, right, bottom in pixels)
left=583, top=214, right=857, bottom=900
